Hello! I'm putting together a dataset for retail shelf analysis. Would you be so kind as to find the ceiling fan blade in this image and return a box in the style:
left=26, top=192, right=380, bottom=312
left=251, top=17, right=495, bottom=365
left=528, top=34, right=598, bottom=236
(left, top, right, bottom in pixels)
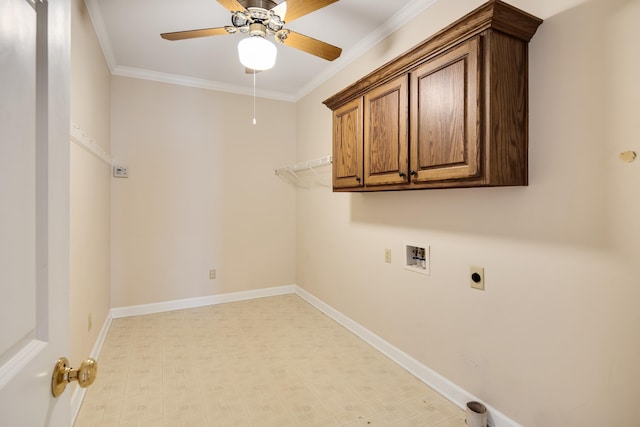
left=216, top=0, right=247, bottom=13
left=277, top=0, right=339, bottom=23
left=282, top=31, right=341, bottom=61
left=271, top=1, right=287, bottom=19
left=161, top=27, right=229, bottom=41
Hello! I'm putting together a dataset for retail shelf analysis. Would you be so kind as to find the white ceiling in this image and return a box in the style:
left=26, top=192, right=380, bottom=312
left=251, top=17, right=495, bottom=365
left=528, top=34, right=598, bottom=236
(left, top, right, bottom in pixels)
left=85, top=0, right=439, bottom=101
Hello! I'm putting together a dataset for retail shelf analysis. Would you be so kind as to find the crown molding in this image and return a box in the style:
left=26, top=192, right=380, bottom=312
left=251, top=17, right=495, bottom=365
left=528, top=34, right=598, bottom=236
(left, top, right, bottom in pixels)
left=85, top=0, right=441, bottom=102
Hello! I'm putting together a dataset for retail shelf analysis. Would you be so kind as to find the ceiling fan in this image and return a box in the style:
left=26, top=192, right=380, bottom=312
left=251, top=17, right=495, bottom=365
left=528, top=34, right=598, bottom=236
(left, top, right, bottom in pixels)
left=160, top=0, right=343, bottom=71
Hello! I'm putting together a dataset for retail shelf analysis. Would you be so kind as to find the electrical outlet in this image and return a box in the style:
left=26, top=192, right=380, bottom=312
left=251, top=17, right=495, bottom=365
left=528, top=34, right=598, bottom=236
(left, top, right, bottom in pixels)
left=470, top=266, right=484, bottom=290
left=384, top=248, right=391, bottom=263
left=209, top=269, right=216, bottom=280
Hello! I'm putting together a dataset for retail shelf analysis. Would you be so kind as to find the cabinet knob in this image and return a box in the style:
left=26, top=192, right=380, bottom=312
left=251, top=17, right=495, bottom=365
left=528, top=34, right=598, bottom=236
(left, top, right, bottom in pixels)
left=355, top=176, right=361, bottom=182
left=410, top=170, right=417, bottom=176
left=399, top=172, right=406, bottom=178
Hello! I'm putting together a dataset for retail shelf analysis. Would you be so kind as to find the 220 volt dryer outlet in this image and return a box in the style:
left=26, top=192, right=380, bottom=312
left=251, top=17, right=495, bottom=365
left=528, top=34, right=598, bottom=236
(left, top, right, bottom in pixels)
left=470, top=266, right=484, bottom=290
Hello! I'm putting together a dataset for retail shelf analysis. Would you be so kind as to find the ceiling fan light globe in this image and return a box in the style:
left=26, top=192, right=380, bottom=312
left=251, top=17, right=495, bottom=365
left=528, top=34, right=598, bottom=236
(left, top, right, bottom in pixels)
left=238, top=36, right=277, bottom=71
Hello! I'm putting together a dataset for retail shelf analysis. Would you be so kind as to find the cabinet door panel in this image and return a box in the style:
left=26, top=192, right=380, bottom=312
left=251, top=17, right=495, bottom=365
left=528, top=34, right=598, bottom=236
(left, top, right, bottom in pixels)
left=364, top=75, right=409, bottom=186
left=410, top=37, right=481, bottom=182
left=333, top=98, right=363, bottom=188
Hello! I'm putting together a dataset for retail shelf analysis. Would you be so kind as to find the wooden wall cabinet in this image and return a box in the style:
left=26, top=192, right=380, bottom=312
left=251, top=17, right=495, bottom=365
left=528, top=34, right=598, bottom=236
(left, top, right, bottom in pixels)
left=364, top=75, right=409, bottom=186
left=332, top=98, right=363, bottom=189
left=410, top=37, right=480, bottom=184
left=323, top=0, right=542, bottom=192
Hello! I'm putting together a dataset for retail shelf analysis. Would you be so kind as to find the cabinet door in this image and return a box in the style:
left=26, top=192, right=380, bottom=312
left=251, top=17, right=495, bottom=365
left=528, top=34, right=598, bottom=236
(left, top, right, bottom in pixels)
left=410, top=37, right=481, bottom=183
left=333, top=97, right=363, bottom=188
left=364, top=75, right=409, bottom=186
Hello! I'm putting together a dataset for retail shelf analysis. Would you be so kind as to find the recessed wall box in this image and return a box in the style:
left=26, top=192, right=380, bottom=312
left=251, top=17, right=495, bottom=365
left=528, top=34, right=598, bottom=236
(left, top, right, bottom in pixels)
left=405, top=242, right=430, bottom=275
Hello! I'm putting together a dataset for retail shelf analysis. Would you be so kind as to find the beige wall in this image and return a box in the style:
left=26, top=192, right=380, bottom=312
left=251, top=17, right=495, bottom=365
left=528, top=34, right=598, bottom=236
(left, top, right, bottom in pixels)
left=70, top=0, right=111, bottom=367
left=295, top=0, right=640, bottom=426
left=110, top=76, right=296, bottom=307
left=73, top=0, right=639, bottom=424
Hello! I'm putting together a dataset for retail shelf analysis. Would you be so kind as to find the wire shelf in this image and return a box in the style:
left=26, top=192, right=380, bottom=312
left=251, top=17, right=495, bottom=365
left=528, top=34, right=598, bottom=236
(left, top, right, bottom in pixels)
left=275, top=156, right=332, bottom=189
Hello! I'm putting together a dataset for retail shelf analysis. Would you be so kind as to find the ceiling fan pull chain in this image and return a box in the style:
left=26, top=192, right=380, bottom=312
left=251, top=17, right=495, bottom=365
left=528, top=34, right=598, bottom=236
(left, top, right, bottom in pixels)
left=253, top=69, right=257, bottom=125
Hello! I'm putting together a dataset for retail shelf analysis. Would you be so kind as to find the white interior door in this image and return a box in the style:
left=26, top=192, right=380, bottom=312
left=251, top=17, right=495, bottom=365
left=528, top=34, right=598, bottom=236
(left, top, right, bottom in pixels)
left=0, top=0, right=71, bottom=425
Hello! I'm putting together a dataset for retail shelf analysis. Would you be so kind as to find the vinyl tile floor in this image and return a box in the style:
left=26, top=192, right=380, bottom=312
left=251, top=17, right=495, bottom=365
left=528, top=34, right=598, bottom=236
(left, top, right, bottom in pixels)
left=74, top=294, right=466, bottom=427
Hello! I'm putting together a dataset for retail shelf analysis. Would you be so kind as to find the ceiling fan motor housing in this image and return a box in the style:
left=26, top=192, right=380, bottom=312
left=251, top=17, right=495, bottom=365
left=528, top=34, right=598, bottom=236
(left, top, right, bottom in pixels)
left=231, top=0, right=285, bottom=35
left=238, top=0, right=278, bottom=9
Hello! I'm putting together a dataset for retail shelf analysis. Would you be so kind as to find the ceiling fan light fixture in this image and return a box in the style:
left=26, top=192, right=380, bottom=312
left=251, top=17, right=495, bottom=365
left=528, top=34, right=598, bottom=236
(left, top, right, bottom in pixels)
left=237, top=35, right=277, bottom=71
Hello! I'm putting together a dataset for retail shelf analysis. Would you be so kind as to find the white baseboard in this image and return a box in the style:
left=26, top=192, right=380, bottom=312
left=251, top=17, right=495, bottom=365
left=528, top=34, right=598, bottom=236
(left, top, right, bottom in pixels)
left=74, top=284, right=520, bottom=427
left=295, top=286, right=522, bottom=427
left=71, top=309, right=113, bottom=424
left=71, top=286, right=295, bottom=423
left=110, top=285, right=297, bottom=318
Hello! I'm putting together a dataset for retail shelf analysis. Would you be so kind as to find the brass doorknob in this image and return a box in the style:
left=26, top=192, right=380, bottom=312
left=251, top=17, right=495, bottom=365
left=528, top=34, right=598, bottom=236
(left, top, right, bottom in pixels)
left=51, top=357, right=98, bottom=397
